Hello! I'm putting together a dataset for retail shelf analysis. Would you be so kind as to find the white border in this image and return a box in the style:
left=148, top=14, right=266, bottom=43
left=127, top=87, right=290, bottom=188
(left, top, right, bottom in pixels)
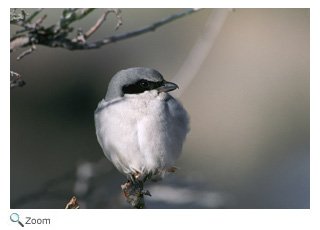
left=3, top=1, right=319, bottom=229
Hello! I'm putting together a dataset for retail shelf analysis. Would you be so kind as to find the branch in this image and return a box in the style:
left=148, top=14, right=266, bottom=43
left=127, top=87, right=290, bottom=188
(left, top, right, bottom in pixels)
left=74, top=8, right=203, bottom=49
left=10, top=8, right=203, bottom=56
left=121, top=173, right=151, bottom=209
left=24, top=8, right=43, bottom=23
left=121, top=167, right=180, bottom=208
left=11, top=158, right=231, bottom=208
left=10, top=71, right=25, bottom=88
left=84, top=9, right=122, bottom=40
left=65, top=196, right=80, bottom=209
left=10, top=9, right=27, bottom=23
left=17, top=42, right=36, bottom=60
left=59, top=8, right=95, bottom=30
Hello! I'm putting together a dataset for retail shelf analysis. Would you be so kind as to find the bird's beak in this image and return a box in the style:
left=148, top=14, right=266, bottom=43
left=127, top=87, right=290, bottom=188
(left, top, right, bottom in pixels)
left=157, top=81, right=179, bottom=93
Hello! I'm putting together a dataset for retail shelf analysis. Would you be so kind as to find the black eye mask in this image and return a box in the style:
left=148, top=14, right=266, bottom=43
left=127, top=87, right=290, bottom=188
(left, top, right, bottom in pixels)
left=122, top=79, right=165, bottom=95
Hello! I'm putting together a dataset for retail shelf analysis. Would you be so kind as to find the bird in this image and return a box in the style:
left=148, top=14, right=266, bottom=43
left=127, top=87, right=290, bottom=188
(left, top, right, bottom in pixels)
left=94, top=67, right=190, bottom=183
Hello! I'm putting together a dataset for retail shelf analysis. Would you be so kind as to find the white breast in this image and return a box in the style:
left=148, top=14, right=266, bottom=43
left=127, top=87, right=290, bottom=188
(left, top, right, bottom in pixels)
left=94, top=90, right=189, bottom=176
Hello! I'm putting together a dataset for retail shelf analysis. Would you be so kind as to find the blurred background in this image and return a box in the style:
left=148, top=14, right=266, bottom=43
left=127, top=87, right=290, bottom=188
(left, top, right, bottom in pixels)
left=10, top=8, right=309, bottom=208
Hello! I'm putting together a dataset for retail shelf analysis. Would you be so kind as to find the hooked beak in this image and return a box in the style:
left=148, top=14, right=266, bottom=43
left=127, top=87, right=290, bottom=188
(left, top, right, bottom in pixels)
left=157, top=81, right=179, bottom=93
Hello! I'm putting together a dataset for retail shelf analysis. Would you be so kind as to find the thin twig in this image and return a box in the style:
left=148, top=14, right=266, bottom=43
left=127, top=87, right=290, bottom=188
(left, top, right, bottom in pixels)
left=17, top=43, right=36, bottom=60
left=59, top=8, right=95, bottom=30
left=10, top=71, right=21, bottom=78
left=84, top=9, right=121, bottom=40
left=24, top=8, right=43, bottom=23
left=10, top=71, right=25, bottom=88
left=65, top=196, right=80, bottom=209
left=84, top=11, right=108, bottom=39
left=90, top=8, right=202, bottom=48
left=34, top=14, right=47, bottom=26
left=113, top=9, right=122, bottom=31
left=10, top=9, right=27, bottom=23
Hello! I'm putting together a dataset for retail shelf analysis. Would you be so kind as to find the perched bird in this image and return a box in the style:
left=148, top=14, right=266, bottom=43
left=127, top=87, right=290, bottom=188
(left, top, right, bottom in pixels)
left=95, top=67, right=190, bottom=182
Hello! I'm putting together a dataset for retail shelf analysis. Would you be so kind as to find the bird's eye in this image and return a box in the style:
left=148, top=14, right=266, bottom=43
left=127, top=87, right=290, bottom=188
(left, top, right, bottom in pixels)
left=139, top=80, right=150, bottom=88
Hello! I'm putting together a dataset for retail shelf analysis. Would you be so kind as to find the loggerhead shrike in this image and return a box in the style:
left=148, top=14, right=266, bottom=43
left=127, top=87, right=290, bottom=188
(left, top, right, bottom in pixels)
left=94, top=67, right=190, bottom=182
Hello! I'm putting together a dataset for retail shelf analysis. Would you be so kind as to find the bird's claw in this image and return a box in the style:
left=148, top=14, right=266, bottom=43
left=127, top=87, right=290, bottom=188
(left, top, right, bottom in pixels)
left=141, top=190, right=152, bottom=196
left=128, top=172, right=154, bottom=184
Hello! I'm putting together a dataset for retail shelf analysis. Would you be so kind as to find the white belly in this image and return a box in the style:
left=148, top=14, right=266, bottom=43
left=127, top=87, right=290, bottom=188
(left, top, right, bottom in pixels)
left=94, top=90, right=189, bottom=176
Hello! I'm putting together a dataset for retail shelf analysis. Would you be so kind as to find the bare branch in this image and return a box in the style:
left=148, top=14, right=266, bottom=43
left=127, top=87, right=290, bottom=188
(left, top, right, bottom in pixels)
left=10, top=71, right=25, bottom=88
left=73, top=28, right=86, bottom=44
left=34, top=14, right=47, bottom=26
left=59, top=8, right=95, bottom=30
left=121, top=173, right=152, bottom=209
left=65, top=196, right=80, bottom=209
left=24, top=8, right=43, bottom=23
left=10, top=8, right=203, bottom=88
left=10, top=9, right=27, bottom=23
left=84, top=12, right=108, bottom=39
left=84, top=9, right=122, bottom=40
left=113, top=9, right=122, bottom=31
left=17, top=43, right=36, bottom=60
left=10, top=8, right=202, bottom=53
left=85, top=8, right=202, bottom=49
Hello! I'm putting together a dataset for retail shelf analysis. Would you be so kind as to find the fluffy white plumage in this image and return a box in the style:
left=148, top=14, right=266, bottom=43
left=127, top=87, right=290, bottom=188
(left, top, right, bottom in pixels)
left=94, top=67, right=189, bottom=179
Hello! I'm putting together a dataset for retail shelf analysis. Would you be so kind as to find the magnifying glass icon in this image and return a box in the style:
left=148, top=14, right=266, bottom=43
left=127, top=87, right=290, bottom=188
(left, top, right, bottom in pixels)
left=10, top=213, right=24, bottom=227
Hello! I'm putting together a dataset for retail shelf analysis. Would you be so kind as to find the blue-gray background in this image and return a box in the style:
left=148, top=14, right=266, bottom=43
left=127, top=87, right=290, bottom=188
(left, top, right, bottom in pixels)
left=10, top=8, right=309, bottom=208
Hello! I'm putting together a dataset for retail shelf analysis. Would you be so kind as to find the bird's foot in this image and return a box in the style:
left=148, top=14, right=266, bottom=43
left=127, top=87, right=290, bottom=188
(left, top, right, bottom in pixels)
left=127, top=172, right=153, bottom=184
left=122, top=173, right=152, bottom=209
left=126, top=174, right=137, bottom=184
left=141, top=189, right=152, bottom=196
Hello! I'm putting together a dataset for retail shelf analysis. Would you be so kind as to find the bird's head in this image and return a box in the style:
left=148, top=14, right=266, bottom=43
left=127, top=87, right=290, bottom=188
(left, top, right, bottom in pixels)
left=105, top=67, right=179, bottom=101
